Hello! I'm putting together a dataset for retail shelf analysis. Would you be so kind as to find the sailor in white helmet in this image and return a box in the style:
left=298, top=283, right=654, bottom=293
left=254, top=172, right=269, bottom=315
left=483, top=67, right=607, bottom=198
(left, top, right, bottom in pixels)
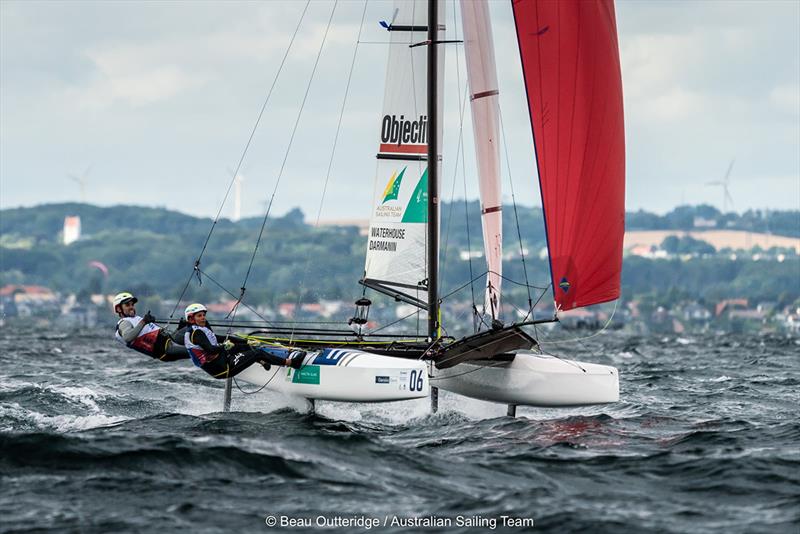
left=183, top=303, right=305, bottom=379
left=113, top=292, right=188, bottom=361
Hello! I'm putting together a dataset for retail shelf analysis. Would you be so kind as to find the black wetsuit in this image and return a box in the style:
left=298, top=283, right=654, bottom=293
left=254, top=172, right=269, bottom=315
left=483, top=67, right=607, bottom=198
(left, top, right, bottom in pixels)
left=186, top=326, right=296, bottom=379
left=153, top=333, right=190, bottom=362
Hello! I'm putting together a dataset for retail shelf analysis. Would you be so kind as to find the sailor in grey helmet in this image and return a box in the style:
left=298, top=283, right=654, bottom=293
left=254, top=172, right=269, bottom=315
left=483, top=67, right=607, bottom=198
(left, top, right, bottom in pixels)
left=183, top=303, right=305, bottom=379
left=113, top=292, right=189, bottom=361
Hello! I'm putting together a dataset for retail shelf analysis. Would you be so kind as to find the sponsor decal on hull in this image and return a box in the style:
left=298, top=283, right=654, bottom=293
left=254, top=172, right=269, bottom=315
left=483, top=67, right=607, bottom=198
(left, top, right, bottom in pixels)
left=291, top=366, right=321, bottom=385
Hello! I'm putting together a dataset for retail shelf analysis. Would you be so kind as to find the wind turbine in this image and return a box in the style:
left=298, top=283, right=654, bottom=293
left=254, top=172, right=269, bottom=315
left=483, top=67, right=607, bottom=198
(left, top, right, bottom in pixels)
left=706, top=159, right=735, bottom=213
left=68, top=165, right=92, bottom=203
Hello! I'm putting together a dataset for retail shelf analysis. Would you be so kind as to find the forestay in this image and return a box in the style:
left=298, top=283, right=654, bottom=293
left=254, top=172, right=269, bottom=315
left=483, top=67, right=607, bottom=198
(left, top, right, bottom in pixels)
left=362, top=0, right=445, bottom=307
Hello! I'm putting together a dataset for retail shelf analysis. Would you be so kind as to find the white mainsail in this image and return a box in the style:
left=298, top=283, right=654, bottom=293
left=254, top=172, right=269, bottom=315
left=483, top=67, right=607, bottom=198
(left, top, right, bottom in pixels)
left=363, top=0, right=445, bottom=305
left=461, top=0, right=502, bottom=320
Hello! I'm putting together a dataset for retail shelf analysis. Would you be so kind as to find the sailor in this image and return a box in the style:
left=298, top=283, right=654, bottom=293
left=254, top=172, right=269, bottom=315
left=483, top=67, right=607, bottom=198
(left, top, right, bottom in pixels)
left=113, top=292, right=189, bottom=361
left=183, top=303, right=305, bottom=379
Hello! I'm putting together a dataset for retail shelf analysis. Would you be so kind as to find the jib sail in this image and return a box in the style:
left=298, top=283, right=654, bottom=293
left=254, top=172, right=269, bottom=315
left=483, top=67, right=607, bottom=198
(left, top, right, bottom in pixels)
left=362, top=0, right=445, bottom=308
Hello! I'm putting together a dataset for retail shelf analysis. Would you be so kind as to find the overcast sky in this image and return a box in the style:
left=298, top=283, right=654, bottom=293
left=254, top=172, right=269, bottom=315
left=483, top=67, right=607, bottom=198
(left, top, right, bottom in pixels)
left=1, top=0, right=798, bottom=222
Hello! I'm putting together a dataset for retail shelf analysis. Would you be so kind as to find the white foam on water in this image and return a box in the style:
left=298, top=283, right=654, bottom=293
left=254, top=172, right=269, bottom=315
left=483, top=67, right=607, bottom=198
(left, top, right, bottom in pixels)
left=0, top=378, right=115, bottom=412
left=0, top=378, right=37, bottom=394
left=288, top=389, right=510, bottom=425
left=34, top=412, right=129, bottom=432
left=312, top=396, right=431, bottom=424
left=232, top=388, right=300, bottom=414
left=44, top=384, right=108, bottom=412
left=163, top=383, right=295, bottom=417
left=176, top=384, right=562, bottom=425
left=0, top=402, right=128, bottom=432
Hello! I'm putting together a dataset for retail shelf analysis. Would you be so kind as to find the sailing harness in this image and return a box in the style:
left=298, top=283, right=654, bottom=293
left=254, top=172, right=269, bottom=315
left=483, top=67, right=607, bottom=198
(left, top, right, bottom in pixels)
left=184, top=325, right=221, bottom=367
left=115, top=316, right=167, bottom=359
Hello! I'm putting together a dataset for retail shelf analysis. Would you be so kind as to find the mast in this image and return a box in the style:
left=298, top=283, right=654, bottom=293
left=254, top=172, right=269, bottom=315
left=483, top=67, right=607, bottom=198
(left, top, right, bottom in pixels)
left=426, top=0, right=439, bottom=340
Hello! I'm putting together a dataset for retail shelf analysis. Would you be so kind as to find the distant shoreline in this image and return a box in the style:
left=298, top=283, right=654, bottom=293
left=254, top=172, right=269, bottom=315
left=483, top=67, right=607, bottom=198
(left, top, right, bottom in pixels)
left=625, top=230, right=800, bottom=254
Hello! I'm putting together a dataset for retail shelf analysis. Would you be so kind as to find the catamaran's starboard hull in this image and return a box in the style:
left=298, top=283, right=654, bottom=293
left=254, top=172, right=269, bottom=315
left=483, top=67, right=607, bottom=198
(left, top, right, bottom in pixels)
left=431, top=351, right=619, bottom=407
left=235, top=349, right=429, bottom=403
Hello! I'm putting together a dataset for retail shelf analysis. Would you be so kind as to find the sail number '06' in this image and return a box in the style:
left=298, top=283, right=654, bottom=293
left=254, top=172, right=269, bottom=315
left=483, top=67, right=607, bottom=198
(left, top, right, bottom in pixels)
left=409, top=370, right=424, bottom=392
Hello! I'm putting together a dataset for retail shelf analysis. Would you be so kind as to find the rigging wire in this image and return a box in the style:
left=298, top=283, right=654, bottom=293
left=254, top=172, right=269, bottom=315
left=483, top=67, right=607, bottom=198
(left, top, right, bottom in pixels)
left=436, top=0, right=479, bottom=334
left=535, top=345, right=587, bottom=372
left=236, top=1, right=340, bottom=320
left=233, top=366, right=281, bottom=395
left=288, top=0, right=369, bottom=345
left=437, top=270, right=546, bottom=304
left=451, top=0, right=480, bottom=334
left=353, top=41, right=409, bottom=45
left=440, top=87, right=469, bottom=277
left=440, top=3, right=471, bottom=292
left=366, top=306, right=424, bottom=335
left=498, top=104, right=537, bottom=319
left=538, top=299, right=619, bottom=345
left=169, top=1, right=313, bottom=321
left=408, top=0, right=423, bottom=340
left=193, top=267, right=277, bottom=327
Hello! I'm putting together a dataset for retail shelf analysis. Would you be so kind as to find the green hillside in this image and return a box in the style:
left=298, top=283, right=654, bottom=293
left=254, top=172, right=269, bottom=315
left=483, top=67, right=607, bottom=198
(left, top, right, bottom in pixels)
left=1, top=202, right=798, bottom=310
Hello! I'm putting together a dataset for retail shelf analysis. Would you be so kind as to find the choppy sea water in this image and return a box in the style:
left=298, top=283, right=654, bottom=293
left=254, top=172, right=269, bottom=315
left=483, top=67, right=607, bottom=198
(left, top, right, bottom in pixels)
left=0, top=327, right=798, bottom=533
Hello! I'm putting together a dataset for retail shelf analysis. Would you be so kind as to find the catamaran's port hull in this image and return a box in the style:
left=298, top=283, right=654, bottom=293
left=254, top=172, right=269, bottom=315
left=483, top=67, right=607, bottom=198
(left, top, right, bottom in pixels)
left=431, top=351, right=619, bottom=407
left=235, top=351, right=429, bottom=403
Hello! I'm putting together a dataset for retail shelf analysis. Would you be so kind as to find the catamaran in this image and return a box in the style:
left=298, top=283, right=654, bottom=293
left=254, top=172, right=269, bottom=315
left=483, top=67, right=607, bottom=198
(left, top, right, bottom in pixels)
left=198, top=0, right=624, bottom=413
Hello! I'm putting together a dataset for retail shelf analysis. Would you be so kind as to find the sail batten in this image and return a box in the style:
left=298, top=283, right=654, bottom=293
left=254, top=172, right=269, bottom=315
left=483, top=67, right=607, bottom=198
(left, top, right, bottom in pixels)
left=512, top=0, right=626, bottom=312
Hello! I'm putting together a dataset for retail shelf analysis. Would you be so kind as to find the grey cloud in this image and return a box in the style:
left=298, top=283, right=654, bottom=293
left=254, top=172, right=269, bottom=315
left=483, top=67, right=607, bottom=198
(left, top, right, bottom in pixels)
left=1, top=0, right=798, bottom=219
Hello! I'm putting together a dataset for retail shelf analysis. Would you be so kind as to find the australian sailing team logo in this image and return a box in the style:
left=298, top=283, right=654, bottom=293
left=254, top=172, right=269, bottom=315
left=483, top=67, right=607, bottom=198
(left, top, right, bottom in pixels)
left=380, top=114, right=428, bottom=154
left=374, top=167, right=428, bottom=223
left=381, top=168, right=405, bottom=203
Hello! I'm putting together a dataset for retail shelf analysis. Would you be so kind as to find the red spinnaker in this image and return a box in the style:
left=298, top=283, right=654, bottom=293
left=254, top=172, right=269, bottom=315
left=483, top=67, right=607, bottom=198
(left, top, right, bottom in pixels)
left=512, top=0, right=626, bottom=311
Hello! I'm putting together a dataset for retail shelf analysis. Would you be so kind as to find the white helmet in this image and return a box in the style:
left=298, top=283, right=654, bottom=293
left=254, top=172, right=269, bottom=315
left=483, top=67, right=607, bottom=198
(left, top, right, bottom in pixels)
left=184, top=303, right=208, bottom=320
left=113, top=292, right=137, bottom=311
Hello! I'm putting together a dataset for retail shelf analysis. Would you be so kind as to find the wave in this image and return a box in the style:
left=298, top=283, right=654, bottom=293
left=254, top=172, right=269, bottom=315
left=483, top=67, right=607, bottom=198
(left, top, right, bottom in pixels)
left=1, top=330, right=799, bottom=533
left=0, top=402, right=128, bottom=433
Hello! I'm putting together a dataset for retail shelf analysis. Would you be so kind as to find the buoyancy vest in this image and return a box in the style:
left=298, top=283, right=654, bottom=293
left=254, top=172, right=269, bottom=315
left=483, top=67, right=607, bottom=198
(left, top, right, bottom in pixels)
left=184, top=325, right=220, bottom=367
left=115, top=316, right=162, bottom=356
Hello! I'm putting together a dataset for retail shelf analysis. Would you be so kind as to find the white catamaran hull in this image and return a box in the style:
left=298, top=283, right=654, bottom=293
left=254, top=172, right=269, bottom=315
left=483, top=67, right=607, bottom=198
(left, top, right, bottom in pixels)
left=432, top=351, right=619, bottom=407
left=235, top=349, right=429, bottom=403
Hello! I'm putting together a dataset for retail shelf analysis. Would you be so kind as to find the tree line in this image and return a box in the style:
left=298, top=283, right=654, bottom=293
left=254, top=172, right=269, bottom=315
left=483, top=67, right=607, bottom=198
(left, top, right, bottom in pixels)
left=1, top=202, right=798, bottom=310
